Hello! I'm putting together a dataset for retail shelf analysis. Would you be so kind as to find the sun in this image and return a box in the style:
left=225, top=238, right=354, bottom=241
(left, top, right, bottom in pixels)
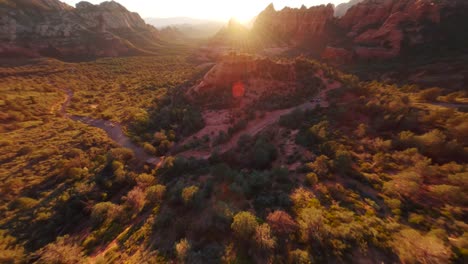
left=225, top=3, right=259, bottom=23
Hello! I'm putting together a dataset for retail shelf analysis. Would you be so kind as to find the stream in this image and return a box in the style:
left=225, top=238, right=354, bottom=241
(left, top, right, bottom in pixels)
left=61, top=89, right=159, bottom=165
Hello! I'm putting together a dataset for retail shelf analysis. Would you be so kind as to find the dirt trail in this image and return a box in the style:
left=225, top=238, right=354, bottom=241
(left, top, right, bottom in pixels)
left=87, top=211, right=151, bottom=263
left=179, top=74, right=342, bottom=159
left=217, top=79, right=341, bottom=154
left=57, top=89, right=160, bottom=165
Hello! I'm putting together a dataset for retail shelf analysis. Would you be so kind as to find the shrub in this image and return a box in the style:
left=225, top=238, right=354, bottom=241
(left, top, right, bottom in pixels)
left=297, top=207, right=326, bottom=243
left=35, top=236, right=84, bottom=264
left=109, top=148, right=134, bottom=163
left=0, top=230, right=25, bottom=263
left=392, top=229, right=450, bottom=264
left=383, top=171, right=422, bottom=199
left=289, top=249, right=312, bottom=264
left=91, top=202, right=122, bottom=225
left=251, top=137, right=277, bottom=169
left=181, top=186, right=199, bottom=205
left=124, top=187, right=146, bottom=214
left=136, top=173, right=155, bottom=188
left=290, top=188, right=320, bottom=213
left=143, top=142, right=157, bottom=155
left=307, top=155, right=330, bottom=177
left=9, top=197, right=39, bottom=210
left=417, top=87, right=443, bottom=102
left=305, top=173, right=318, bottom=186
left=254, top=224, right=276, bottom=252
left=408, top=213, right=425, bottom=225
left=175, top=238, right=191, bottom=262
left=430, top=185, right=463, bottom=203
left=231, top=211, right=258, bottom=240
left=267, top=211, right=298, bottom=237
left=146, top=184, right=166, bottom=203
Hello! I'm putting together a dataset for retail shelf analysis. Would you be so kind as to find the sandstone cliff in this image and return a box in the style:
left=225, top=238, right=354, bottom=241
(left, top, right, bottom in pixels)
left=189, top=53, right=294, bottom=97
left=246, top=0, right=468, bottom=62
left=324, top=0, right=468, bottom=62
left=0, top=0, right=162, bottom=58
left=252, top=3, right=335, bottom=47
left=334, top=0, right=364, bottom=17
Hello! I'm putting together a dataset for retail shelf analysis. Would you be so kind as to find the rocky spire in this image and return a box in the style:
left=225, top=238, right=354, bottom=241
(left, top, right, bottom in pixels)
left=264, top=3, right=275, bottom=13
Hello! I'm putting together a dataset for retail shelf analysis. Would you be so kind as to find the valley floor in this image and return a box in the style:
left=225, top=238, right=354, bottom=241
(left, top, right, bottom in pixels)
left=0, top=54, right=467, bottom=264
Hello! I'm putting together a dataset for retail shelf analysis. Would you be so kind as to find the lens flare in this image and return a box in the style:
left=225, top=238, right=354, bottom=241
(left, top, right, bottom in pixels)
left=232, top=81, right=245, bottom=98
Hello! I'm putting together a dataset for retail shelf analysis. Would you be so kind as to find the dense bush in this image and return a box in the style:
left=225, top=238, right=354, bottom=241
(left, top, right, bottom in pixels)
left=231, top=211, right=259, bottom=240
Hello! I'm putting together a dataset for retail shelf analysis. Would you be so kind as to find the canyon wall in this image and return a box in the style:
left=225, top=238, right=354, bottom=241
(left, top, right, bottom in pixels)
left=252, top=3, right=334, bottom=45
left=327, top=0, right=468, bottom=61
left=250, top=0, right=468, bottom=62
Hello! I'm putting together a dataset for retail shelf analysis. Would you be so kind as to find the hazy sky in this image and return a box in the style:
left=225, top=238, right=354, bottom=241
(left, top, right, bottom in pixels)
left=63, top=0, right=348, bottom=22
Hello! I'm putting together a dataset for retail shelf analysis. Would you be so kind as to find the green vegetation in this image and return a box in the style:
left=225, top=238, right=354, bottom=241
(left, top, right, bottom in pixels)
left=0, top=52, right=466, bottom=263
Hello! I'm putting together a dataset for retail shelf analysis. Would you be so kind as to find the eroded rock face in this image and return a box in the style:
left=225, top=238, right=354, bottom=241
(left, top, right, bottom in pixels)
left=76, top=1, right=147, bottom=30
left=323, top=0, right=468, bottom=61
left=0, top=0, right=160, bottom=58
left=338, top=0, right=442, bottom=59
left=187, top=53, right=295, bottom=97
left=334, top=0, right=364, bottom=17
left=252, top=3, right=334, bottom=45
left=321, top=47, right=354, bottom=63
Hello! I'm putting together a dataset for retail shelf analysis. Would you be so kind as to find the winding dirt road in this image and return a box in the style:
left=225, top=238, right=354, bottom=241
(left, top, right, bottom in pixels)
left=178, top=74, right=342, bottom=159
left=58, top=89, right=159, bottom=166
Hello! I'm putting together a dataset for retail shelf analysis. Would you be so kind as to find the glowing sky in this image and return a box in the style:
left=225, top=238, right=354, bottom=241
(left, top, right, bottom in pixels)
left=63, top=0, right=349, bottom=22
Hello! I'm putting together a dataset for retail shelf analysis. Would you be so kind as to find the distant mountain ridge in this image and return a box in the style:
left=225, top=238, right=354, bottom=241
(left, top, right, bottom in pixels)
left=0, top=0, right=164, bottom=58
left=145, top=17, right=225, bottom=39
left=145, top=17, right=224, bottom=28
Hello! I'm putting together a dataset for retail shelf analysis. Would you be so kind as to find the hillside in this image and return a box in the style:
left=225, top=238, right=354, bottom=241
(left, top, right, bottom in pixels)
left=0, top=0, right=164, bottom=58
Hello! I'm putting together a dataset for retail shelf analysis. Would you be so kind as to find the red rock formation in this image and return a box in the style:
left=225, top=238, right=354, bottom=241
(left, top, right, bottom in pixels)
left=187, top=53, right=294, bottom=96
left=321, top=47, right=354, bottom=63
left=252, top=3, right=334, bottom=45
left=0, top=0, right=162, bottom=58
left=334, top=0, right=364, bottom=17
left=322, top=0, right=468, bottom=62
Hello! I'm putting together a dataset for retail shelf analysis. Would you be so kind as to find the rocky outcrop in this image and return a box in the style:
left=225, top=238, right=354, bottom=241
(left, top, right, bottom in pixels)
left=0, top=0, right=161, bottom=58
left=252, top=3, right=334, bottom=45
left=238, top=0, right=468, bottom=62
left=334, top=0, right=364, bottom=17
left=321, top=47, right=354, bottom=63
left=323, top=0, right=468, bottom=62
left=189, top=53, right=294, bottom=96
